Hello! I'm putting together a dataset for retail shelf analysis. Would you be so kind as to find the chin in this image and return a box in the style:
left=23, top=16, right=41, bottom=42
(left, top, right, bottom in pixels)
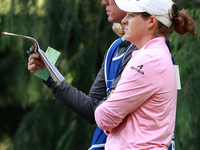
left=108, top=17, right=120, bottom=23
left=124, top=35, right=130, bottom=41
left=107, top=17, right=113, bottom=22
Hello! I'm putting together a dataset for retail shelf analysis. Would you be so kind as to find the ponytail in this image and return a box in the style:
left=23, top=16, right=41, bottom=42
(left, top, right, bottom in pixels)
left=171, top=4, right=196, bottom=35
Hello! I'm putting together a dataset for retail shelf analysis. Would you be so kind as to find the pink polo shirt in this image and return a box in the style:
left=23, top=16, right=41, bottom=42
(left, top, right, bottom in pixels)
left=95, top=37, right=177, bottom=150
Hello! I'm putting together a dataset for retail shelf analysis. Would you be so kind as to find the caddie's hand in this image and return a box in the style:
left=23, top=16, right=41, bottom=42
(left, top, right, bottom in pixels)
left=27, top=45, right=45, bottom=74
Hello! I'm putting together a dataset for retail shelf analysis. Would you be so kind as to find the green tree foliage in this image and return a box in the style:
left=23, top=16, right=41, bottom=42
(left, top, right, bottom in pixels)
left=0, top=0, right=200, bottom=150
left=169, top=8, right=200, bottom=150
left=0, top=0, right=118, bottom=149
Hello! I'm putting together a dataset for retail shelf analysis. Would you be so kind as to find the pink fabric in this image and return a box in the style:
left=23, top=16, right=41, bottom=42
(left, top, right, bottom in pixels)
left=95, top=37, right=177, bottom=150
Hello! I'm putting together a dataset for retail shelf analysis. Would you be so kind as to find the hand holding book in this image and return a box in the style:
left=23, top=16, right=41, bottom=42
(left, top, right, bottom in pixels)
left=2, top=32, right=65, bottom=86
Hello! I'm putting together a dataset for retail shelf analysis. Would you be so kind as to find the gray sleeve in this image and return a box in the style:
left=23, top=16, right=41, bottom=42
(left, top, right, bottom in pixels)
left=43, top=62, right=107, bottom=125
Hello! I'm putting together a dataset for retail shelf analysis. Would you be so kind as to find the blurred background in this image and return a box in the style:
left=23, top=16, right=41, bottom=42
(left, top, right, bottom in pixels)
left=0, top=0, right=200, bottom=149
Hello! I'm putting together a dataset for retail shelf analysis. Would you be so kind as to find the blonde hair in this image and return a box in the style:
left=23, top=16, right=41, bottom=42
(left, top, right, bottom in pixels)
left=112, top=23, right=125, bottom=37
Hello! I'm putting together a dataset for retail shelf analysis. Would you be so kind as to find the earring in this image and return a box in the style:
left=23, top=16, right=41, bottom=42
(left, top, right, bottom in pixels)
left=148, top=25, right=151, bottom=28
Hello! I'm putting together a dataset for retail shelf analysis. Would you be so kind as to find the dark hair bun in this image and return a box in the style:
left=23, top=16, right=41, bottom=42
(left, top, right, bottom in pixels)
left=172, top=9, right=196, bottom=35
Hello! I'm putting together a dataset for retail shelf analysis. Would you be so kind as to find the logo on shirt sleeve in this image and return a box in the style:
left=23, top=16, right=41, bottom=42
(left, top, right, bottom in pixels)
left=130, top=65, right=144, bottom=75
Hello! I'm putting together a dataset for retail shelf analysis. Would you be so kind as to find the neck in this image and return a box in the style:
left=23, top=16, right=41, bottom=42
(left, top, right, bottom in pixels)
left=135, top=35, right=154, bottom=50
